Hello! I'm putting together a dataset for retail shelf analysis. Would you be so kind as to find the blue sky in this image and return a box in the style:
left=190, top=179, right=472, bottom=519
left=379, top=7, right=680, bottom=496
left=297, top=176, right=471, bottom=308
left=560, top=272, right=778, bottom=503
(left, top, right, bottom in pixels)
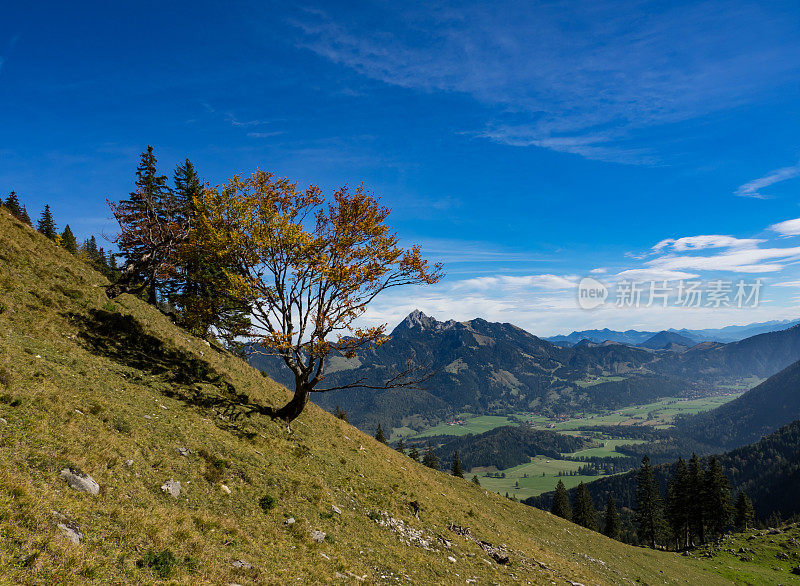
left=3, top=1, right=800, bottom=335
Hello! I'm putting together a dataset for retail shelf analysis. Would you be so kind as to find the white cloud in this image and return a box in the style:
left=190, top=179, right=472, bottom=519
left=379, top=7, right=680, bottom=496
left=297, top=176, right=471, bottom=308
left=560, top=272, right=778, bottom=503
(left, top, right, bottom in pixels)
left=648, top=246, right=800, bottom=273
left=293, top=3, right=800, bottom=162
left=452, top=274, right=578, bottom=291
left=653, top=235, right=764, bottom=252
left=736, top=161, right=800, bottom=199
left=614, top=268, right=699, bottom=281
left=770, top=218, right=800, bottom=236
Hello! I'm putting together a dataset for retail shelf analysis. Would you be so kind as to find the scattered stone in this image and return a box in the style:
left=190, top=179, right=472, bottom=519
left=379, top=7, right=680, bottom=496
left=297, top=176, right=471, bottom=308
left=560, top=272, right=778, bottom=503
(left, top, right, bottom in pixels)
left=285, top=517, right=296, bottom=526
left=176, top=447, right=190, bottom=457
left=161, top=479, right=181, bottom=498
left=143, top=415, right=152, bottom=420
left=0, top=417, right=7, bottom=425
left=777, top=552, right=790, bottom=560
left=74, top=409, right=84, bottom=416
left=124, top=459, right=134, bottom=467
left=681, top=551, right=692, bottom=556
left=567, top=582, right=586, bottom=586
left=372, top=511, right=437, bottom=550
left=220, top=484, right=231, bottom=494
left=331, top=505, right=342, bottom=515
left=52, top=510, right=82, bottom=545
left=448, top=524, right=509, bottom=564
left=231, top=559, right=253, bottom=570
left=447, top=556, right=456, bottom=563
left=60, top=468, right=100, bottom=496
left=320, top=552, right=330, bottom=560
left=310, top=530, right=326, bottom=543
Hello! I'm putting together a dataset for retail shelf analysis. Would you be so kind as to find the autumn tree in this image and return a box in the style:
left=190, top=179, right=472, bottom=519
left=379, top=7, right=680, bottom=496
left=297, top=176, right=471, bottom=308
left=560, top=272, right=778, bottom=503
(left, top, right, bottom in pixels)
left=193, top=170, right=443, bottom=425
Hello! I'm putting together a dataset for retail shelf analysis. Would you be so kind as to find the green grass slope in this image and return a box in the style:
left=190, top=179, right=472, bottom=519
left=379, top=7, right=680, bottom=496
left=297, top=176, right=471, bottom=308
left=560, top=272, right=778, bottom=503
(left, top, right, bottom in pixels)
left=0, top=208, right=731, bottom=584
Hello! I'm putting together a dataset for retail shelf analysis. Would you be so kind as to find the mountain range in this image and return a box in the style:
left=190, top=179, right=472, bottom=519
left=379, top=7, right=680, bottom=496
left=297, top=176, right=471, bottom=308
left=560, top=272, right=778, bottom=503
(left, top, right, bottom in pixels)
left=546, top=319, right=800, bottom=347
left=250, top=310, right=800, bottom=432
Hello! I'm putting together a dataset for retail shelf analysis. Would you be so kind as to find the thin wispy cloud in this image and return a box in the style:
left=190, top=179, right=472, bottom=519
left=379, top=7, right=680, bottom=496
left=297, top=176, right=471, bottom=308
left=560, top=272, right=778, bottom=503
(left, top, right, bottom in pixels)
left=736, top=161, right=800, bottom=198
left=292, top=1, right=800, bottom=162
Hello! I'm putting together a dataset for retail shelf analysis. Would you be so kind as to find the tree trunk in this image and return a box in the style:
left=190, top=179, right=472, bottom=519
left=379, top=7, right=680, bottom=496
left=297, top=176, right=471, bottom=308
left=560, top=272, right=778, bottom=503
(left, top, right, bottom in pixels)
left=272, top=384, right=311, bottom=424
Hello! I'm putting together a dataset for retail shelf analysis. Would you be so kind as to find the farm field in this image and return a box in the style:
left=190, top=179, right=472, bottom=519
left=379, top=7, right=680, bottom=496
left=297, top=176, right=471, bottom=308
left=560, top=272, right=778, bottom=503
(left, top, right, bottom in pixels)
left=407, top=393, right=744, bottom=440
left=475, top=456, right=612, bottom=500
left=566, top=438, right=648, bottom=458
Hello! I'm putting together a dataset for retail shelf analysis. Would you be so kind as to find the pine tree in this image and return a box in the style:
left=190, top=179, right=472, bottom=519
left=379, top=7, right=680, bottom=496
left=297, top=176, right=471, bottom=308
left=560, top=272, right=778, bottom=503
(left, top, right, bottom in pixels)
left=395, top=439, right=406, bottom=455
left=37, top=204, right=57, bottom=240
left=704, top=457, right=732, bottom=540
left=422, top=444, right=439, bottom=469
left=408, top=446, right=420, bottom=462
left=635, top=455, right=664, bottom=549
left=110, top=146, right=174, bottom=305
left=471, top=475, right=481, bottom=486
left=4, top=191, right=29, bottom=224
left=81, top=236, right=111, bottom=276
left=60, top=225, right=78, bottom=254
left=734, top=492, right=754, bottom=531
left=551, top=479, right=572, bottom=521
left=451, top=451, right=464, bottom=478
left=603, top=494, right=621, bottom=540
left=573, top=482, right=597, bottom=530
left=375, top=424, right=387, bottom=444
left=333, top=405, right=348, bottom=422
left=688, top=453, right=706, bottom=545
left=666, top=457, right=691, bottom=550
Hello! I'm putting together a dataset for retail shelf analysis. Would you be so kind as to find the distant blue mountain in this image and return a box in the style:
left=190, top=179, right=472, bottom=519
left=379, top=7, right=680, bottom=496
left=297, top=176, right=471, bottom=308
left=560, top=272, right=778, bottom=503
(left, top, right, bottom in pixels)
left=545, top=318, right=800, bottom=347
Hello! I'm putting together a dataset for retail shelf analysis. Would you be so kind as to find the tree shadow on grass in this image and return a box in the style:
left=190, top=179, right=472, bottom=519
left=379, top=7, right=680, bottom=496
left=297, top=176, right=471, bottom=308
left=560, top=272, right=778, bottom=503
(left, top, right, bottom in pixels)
left=65, top=308, right=263, bottom=436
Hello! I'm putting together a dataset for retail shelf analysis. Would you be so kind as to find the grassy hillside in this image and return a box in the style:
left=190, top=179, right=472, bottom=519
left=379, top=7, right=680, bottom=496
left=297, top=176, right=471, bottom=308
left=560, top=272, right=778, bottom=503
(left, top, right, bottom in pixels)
left=0, top=208, right=734, bottom=584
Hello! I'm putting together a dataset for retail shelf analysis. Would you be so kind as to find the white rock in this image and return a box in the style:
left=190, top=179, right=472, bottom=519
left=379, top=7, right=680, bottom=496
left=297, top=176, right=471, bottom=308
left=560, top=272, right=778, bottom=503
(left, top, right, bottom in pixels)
left=124, top=459, right=134, bottom=467
left=310, top=530, right=326, bottom=543
left=331, top=505, right=342, bottom=515
left=448, top=556, right=457, bottom=563
left=231, top=559, right=253, bottom=570
left=220, top=484, right=231, bottom=494
left=161, top=479, right=181, bottom=498
left=285, top=517, right=296, bottom=525
left=58, top=522, right=83, bottom=545
left=60, top=468, right=100, bottom=496
left=176, top=447, right=190, bottom=457
left=0, top=417, right=7, bottom=425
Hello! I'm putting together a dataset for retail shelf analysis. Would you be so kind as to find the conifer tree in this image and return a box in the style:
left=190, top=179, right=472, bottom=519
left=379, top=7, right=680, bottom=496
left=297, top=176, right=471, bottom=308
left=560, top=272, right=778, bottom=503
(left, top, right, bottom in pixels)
left=471, top=475, right=481, bottom=486
left=551, top=479, right=572, bottom=521
left=109, top=146, right=176, bottom=305
left=688, top=453, right=706, bottom=545
left=375, top=423, right=387, bottom=444
left=635, top=455, right=664, bottom=548
left=408, top=446, right=420, bottom=462
left=734, top=492, right=754, bottom=531
left=451, top=451, right=464, bottom=478
left=60, top=225, right=78, bottom=254
left=422, top=443, right=439, bottom=469
left=4, top=191, right=29, bottom=224
left=603, top=494, right=621, bottom=540
left=666, top=457, right=691, bottom=550
left=333, top=405, right=348, bottom=422
left=37, top=204, right=57, bottom=240
left=573, top=482, right=597, bottom=530
left=704, top=457, right=732, bottom=540
left=395, top=439, right=406, bottom=455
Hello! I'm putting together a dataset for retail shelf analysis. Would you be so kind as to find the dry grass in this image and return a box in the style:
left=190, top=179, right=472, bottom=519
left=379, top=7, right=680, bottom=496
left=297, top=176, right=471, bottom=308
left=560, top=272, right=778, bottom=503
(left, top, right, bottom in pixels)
left=0, top=208, right=733, bottom=584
